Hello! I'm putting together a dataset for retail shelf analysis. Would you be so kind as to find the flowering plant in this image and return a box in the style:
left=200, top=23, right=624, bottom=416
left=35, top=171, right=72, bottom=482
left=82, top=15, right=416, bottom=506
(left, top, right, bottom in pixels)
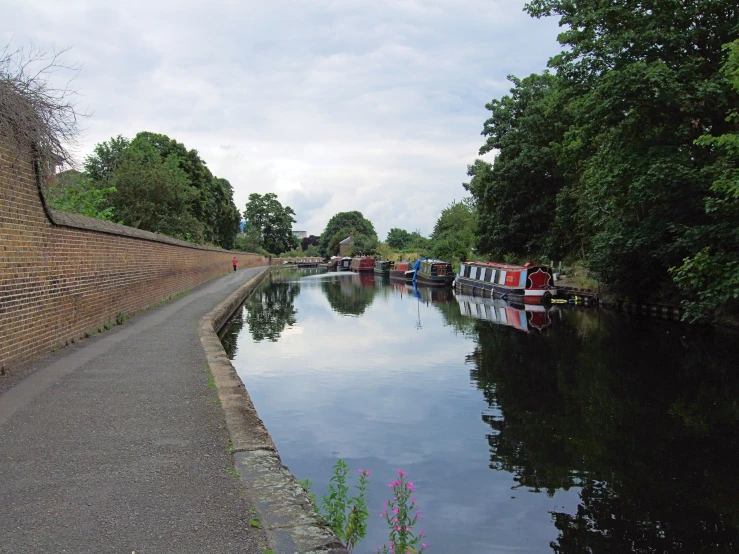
left=378, top=470, right=428, bottom=554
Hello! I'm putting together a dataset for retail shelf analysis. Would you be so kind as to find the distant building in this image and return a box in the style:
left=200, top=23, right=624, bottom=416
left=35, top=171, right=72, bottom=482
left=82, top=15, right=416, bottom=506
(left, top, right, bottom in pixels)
left=293, top=230, right=307, bottom=240
left=339, top=232, right=354, bottom=256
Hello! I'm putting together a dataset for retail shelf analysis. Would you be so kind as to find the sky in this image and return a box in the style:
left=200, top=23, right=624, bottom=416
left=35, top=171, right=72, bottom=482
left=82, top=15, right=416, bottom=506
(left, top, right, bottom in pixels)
left=3, top=0, right=563, bottom=240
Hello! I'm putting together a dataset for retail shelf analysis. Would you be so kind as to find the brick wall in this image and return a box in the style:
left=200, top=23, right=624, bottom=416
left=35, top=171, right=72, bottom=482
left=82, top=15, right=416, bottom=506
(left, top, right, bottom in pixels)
left=0, top=139, right=266, bottom=373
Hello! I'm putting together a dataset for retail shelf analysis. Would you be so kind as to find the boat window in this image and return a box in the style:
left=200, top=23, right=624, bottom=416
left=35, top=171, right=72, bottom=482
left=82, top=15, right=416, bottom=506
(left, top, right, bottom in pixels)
left=498, top=270, right=507, bottom=285
left=484, top=268, right=492, bottom=282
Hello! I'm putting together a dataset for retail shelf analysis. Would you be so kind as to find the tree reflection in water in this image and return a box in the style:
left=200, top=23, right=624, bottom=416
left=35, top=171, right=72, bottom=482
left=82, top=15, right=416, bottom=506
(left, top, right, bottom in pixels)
left=462, top=308, right=739, bottom=552
left=244, top=273, right=300, bottom=342
left=321, top=274, right=378, bottom=316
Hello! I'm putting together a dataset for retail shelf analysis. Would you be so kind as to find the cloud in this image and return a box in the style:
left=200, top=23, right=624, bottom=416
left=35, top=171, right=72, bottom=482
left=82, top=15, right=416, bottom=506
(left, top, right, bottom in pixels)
left=3, top=0, right=562, bottom=238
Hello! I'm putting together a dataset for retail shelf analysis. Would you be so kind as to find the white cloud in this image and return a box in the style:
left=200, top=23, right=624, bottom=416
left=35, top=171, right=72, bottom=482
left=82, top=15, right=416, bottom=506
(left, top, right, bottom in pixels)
left=2, top=0, right=562, bottom=238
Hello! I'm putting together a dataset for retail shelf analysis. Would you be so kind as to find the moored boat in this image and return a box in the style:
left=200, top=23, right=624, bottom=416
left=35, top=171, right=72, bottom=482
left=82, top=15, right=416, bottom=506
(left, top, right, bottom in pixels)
left=455, top=261, right=556, bottom=304
left=390, top=261, right=412, bottom=281
left=412, top=259, right=455, bottom=287
left=337, top=257, right=352, bottom=271
left=350, top=257, right=376, bottom=272
left=374, top=260, right=392, bottom=276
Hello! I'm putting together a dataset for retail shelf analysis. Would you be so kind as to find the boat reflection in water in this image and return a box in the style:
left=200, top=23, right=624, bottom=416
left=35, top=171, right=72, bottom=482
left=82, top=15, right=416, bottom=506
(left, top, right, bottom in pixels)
left=389, top=280, right=454, bottom=304
left=455, top=292, right=554, bottom=332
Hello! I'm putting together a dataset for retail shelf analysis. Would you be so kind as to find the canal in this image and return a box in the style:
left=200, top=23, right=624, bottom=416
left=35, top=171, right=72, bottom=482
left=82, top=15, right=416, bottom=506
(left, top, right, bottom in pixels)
left=220, top=269, right=739, bottom=554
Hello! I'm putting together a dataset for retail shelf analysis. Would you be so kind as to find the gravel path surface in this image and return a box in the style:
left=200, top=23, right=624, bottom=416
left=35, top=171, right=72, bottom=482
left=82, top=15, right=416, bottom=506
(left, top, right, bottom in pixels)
left=0, top=267, right=268, bottom=554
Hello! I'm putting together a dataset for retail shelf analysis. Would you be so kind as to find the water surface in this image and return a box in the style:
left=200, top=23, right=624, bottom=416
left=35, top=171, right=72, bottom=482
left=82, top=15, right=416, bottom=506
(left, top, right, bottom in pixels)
left=221, top=269, right=739, bottom=553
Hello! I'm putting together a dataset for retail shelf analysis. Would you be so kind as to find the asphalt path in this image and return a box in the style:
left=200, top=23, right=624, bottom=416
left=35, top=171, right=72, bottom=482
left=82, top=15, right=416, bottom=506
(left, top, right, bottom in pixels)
left=0, top=267, right=268, bottom=554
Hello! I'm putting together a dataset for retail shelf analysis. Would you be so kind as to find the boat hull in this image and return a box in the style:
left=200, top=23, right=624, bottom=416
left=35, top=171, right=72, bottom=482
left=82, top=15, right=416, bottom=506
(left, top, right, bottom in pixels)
left=415, top=273, right=455, bottom=287
left=455, top=276, right=555, bottom=304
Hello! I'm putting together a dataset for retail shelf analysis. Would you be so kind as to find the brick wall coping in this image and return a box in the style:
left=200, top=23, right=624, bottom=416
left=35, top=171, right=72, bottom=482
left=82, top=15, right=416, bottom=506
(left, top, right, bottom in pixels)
left=47, top=208, right=247, bottom=253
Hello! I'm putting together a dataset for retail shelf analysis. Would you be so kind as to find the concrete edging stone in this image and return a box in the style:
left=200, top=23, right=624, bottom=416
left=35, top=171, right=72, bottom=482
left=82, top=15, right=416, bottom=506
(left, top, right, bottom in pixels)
left=198, top=267, right=348, bottom=554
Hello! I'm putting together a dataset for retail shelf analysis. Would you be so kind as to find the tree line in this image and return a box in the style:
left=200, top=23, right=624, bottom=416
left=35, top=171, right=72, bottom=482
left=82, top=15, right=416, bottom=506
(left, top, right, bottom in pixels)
left=45, top=132, right=242, bottom=249
left=462, top=1, right=739, bottom=321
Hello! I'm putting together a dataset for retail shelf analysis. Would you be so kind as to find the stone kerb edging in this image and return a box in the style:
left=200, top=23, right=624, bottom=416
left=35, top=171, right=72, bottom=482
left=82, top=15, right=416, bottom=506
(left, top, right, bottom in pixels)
left=198, top=268, right=348, bottom=554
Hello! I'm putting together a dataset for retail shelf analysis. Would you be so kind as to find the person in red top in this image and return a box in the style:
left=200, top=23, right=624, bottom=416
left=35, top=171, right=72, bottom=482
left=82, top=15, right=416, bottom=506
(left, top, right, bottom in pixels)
left=232, top=257, right=237, bottom=272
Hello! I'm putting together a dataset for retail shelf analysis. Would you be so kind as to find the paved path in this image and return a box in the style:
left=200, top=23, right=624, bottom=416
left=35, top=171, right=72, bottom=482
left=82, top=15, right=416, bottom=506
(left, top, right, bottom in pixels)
left=0, top=267, right=268, bottom=554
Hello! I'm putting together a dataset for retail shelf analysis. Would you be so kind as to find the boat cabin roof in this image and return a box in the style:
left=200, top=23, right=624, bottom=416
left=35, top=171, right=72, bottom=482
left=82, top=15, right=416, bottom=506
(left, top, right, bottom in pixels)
left=464, top=261, right=551, bottom=271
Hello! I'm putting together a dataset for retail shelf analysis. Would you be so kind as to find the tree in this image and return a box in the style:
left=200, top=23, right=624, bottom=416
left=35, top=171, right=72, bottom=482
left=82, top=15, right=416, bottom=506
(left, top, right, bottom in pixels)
left=109, top=137, right=203, bottom=241
left=430, top=199, right=476, bottom=261
left=670, top=39, right=739, bottom=321
left=522, top=0, right=739, bottom=297
left=301, top=234, right=320, bottom=251
left=318, top=211, right=377, bottom=257
left=244, top=192, right=298, bottom=255
left=468, top=72, right=567, bottom=259
left=386, top=228, right=414, bottom=250
left=84, top=135, right=130, bottom=182
left=82, top=131, right=242, bottom=248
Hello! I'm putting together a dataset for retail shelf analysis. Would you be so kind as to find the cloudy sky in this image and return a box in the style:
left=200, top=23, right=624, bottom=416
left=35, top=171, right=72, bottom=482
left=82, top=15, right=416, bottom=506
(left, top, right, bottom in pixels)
left=3, top=0, right=562, bottom=239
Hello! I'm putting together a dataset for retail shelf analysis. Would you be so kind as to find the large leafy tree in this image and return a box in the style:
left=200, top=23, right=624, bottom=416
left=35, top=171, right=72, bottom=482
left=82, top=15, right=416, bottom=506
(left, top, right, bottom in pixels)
left=670, top=39, right=739, bottom=320
left=244, top=192, right=298, bottom=255
left=522, top=0, right=739, bottom=297
left=84, top=135, right=130, bottom=182
left=430, top=199, right=476, bottom=262
left=386, top=228, right=413, bottom=250
left=108, top=137, right=203, bottom=241
left=468, top=71, right=567, bottom=259
left=318, top=211, right=377, bottom=257
left=82, top=131, right=242, bottom=248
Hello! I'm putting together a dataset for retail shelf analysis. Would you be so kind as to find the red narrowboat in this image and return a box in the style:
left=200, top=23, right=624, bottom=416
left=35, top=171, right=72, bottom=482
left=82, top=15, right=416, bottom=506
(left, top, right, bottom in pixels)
left=454, top=261, right=557, bottom=304
left=350, top=257, right=376, bottom=272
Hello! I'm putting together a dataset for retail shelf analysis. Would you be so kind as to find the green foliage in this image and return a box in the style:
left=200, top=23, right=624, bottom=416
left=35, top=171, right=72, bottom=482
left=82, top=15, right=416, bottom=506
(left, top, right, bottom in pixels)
left=244, top=192, right=298, bottom=255
left=467, top=72, right=566, bottom=258
left=318, top=211, right=377, bottom=257
left=348, top=234, right=379, bottom=256
left=43, top=170, right=116, bottom=221
left=465, top=1, right=739, bottom=319
left=298, top=478, right=318, bottom=508
left=109, top=137, right=204, bottom=242
left=671, top=39, right=739, bottom=320
left=387, top=228, right=429, bottom=251
left=386, top=228, right=413, bottom=250
left=430, top=199, right=475, bottom=262
left=84, top=135, right=130, bottom=182
left=80, top=131, right=241, bottom=248
left=318, top=460, right=370, bottom=553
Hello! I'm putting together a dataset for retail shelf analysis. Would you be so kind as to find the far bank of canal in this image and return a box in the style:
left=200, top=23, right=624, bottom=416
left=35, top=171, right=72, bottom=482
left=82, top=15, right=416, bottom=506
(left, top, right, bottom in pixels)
left=220, top=268, right=739, bottom=554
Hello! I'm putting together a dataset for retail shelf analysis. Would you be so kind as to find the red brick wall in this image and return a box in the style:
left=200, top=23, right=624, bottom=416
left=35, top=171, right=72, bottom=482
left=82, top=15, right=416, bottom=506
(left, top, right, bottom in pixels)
left=0, top=140, right=266, bottom=373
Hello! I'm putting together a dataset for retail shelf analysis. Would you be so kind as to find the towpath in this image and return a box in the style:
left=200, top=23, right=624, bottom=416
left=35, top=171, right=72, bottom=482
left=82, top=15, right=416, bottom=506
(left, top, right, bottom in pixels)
left=0, top=267, right=269, bottom=554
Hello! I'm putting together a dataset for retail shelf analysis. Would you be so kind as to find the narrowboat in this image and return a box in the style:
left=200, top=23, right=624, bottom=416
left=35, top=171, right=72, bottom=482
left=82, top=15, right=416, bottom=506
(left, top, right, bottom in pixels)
left=455, top=261, right=556, bottom=304
left=350, top=257, right=376, bottom=272
left=456, top=293, right=554, bottom=333
left=412, top=259, right=455, bottom=287
left=374, top=260, right=392, bottom=276
left=390, top=261, right=412, bottom=281
left=337, top=257, right=352, bottom=271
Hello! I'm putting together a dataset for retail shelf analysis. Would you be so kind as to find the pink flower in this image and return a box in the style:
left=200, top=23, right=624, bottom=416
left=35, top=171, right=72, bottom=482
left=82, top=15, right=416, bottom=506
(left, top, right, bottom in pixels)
left=383, top=500, right=388, bottom=506
left=422, top=543, right=428, bottom=548
left=393, top=507, right=399, bottom=514
left=412, top=498, right=417, bottom=503
left=405, top=526, right=411, bottom=531
left=397, top=469, right=406, bottom=477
